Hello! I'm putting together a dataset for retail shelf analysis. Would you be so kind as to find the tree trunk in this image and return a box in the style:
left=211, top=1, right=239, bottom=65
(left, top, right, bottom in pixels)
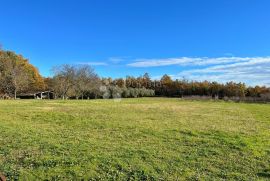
left=14, top=90, right=17, bottom=99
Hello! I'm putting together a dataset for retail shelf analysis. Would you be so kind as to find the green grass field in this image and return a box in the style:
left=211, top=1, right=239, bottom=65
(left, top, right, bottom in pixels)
left=0, top=98, right=269, bottom=180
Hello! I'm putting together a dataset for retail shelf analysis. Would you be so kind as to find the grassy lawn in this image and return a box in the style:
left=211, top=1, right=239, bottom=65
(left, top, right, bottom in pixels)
left=0, top=98, right=269, bottom=180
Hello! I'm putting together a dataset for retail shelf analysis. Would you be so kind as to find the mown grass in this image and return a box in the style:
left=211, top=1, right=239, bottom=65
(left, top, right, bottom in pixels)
left=0, top=98, right=269, bottom=180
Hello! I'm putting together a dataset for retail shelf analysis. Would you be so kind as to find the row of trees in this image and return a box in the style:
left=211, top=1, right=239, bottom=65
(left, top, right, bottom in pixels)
left=48, top=64, right=155, bottom=99
left=0, top=50, right=155, bottom=99
left=101, top=74, right=270, bottom=98
left=0, top=49, right=269, bottom=99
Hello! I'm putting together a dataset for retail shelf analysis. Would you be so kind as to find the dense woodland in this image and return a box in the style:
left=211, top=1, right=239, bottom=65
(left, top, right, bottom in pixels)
left=1, top=49, right=270, bottom=100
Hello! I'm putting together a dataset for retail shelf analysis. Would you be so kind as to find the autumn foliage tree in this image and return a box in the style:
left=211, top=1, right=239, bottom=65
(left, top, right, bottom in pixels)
left=0, top=50, right=45, bottom=98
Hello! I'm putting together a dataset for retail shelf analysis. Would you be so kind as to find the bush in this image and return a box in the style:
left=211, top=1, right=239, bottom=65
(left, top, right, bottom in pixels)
left=121, top=88, right=130, bottom=98
left=100, top=86, right=155, bottom=99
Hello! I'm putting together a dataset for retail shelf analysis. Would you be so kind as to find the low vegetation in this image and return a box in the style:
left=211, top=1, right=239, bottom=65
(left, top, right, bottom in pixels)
left=0, top=98, right=269, bottom=180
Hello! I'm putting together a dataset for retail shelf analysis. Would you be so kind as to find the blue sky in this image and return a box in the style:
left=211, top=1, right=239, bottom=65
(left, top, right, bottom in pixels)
left=1, top=0, right=270, bottom=86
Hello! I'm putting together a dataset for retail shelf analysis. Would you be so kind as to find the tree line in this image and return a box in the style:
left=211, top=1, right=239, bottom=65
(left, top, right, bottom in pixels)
left=1, top=49, right=270, bottom=100
left=97, top=74, right=270, bottom=99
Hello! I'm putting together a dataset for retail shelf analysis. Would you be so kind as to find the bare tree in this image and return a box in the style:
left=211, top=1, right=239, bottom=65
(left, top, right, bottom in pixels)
left=74, top=65, right=98, bottom=99
left=11, top=64, right=29, bottom=99
left=52, top=64, right=76, bottom=99
left=51, top=64, right=101, bottom=99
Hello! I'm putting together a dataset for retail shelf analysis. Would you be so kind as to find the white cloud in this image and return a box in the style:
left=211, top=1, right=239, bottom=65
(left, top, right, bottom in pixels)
left=127, top=57, right=251, bottom=67
left=172, top=57, right=270, bottom=86
left=127, top=56, right=270, bottom=86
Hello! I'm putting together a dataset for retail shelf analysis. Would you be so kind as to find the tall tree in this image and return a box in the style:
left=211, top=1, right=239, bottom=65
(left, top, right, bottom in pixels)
left=52, top=64, right=76, bottom=99
left=0, top=50, right=45, bottom=98
left=74, top=65, right=99, bottom=99
left=142, top=73, right=151, bottom=89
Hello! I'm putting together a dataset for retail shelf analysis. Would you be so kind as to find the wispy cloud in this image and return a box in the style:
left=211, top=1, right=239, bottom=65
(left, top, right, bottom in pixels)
left=76, top=56, right=130, bottom=66
left=224, top=53, right=235, bottom=57
left=127, top=56, right=270, bottom=86
left=127, top=57, right=257, bottom=67
left=109, top=56, right=130, bottom=63
left=77, top=62, right=108, bottom=66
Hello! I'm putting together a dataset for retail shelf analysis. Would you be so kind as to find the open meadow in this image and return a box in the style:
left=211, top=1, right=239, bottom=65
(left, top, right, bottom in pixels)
left=0, top=98, right=269, bottom=180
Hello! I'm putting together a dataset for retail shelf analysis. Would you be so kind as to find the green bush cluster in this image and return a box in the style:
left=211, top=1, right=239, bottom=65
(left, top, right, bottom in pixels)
left=101, top=86, right=155, bottom=99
